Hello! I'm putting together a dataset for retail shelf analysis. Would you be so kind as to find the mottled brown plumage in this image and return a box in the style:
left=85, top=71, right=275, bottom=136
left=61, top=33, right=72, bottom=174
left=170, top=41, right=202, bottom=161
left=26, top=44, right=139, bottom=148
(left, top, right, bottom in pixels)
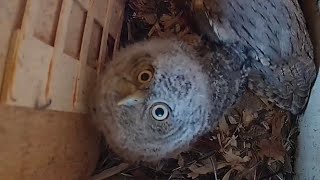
left=190, top=0, right=317, bottom=114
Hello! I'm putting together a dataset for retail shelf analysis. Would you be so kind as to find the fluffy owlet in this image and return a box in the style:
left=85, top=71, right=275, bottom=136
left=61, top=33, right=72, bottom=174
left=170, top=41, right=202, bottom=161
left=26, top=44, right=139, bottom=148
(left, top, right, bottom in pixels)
left=90, top=39, right=248, bottom=162
left=90, top=0, right=316, bottom=162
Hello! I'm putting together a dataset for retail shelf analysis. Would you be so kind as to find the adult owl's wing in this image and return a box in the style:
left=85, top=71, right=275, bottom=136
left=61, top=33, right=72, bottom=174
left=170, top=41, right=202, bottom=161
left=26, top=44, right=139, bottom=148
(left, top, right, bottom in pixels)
left=191, top=0, right=317, bottom=114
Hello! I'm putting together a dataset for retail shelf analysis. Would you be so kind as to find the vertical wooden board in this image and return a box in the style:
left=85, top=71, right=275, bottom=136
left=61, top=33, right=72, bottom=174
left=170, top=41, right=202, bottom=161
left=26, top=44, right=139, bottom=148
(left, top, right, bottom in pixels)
left=48, top=54, right=78, bottom=112
left=93, top=0, right=109, bottom=25
left=108, top=0, right=124, bottom=37
left=98, top=0, right=125, bottom=75
left=6, top=36, right=52, bottom=108
left=87, top=20, right=103, bottom=69
left=74, top=66, right=96, bottom=112
left=0, top=0, right=26, bottom=94
left=64, top=0, right=87, bottom=60
left=33, top=0, right=63, bottom=46
left=76, top=0, right=90, bottom=10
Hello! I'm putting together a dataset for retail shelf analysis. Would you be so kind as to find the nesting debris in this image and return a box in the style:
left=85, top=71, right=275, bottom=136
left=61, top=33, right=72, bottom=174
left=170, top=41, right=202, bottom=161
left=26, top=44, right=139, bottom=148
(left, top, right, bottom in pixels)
left=91, top=0, right=299, bottom=179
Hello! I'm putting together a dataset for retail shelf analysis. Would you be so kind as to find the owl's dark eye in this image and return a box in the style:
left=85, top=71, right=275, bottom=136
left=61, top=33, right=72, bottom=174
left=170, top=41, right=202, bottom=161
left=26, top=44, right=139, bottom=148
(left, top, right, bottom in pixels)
left=151, top=104, right=169, bottom=121
left=138, top=70, right=153, bottom=83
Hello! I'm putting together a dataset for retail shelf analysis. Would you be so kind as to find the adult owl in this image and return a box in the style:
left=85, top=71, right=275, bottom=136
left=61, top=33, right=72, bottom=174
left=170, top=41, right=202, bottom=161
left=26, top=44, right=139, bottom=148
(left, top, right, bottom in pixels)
left=188, top=0, right=317, bottom=114
left=89, top=0, right=316, bottom=162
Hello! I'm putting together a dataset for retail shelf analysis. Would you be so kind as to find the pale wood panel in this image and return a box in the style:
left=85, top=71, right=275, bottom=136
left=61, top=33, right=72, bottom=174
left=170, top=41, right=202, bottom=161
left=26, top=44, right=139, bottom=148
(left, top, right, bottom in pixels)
left=2, top=36, right=53, bottom=108
left=1, top=0, right=125, bottom=113
left=108, top=0, right=124, bottom=38
left=75, top=66, right=96, bottom=112
left=33, top=0, right=63, bottom=46
left=77, top=0, right=90, bottom=10
left=98, top=0, right=125, bottom=76
left=49, top=54, right=78, bottom=112
left=87, top=20, right=103, bottom=69
left=46, top=0, right=79, bottom=113
left=64, top=0, right=87, bottom=59
left=93, top=0, right=109, bottom=25
left=0, top=105, right=100, bottom=180
left=0, top=0, right=27, bottom=92
left=72, top=0, right=95, bottom=112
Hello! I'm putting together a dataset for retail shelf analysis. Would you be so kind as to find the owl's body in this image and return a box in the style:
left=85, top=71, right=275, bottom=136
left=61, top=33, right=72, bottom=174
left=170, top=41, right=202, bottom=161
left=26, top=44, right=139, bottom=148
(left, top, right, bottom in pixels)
left=191, top=0, right=317, bottom=114
left=90, top=39, right=247, bottom=162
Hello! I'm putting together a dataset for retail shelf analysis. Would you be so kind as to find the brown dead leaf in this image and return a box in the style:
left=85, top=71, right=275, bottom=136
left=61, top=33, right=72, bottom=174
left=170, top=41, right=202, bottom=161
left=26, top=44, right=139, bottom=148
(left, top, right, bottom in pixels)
left=143, top=13, right=157, bottom=24
left=242, top=109, right=255, bottom=127
left=216, top=162, right=231, bottom=170
left=258, top=139, right=286, bottom=163
left=259, top=97, right=275, bottom=110
left=218, top=116, right=230, bottom=135
left=223, top=149, right=251, bottom=164
left=188, top=160, right=214, bottom=178
left=228, top=116, right=238, bottom=125
left=178, top=154, right=184, bottom=167
left=222, top=169, right=232, bottom=180
left=270, top=112, right=287, bottom=138
left=224, top=135, right=238, bottom=148
left=160, top=14, right=173, bottom=22
left=163, top=12, right=183, bottom=29
left=187, top=172, right=199, bottom=179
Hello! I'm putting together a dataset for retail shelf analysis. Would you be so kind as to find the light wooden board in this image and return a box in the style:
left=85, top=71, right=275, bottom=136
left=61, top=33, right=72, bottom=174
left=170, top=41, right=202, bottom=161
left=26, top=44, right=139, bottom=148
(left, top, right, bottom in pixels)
left=0, top=0, right=27, bottom=96
left=0, top=105, right=100, bottom=180
left=0, top=0, right=125, bottom=113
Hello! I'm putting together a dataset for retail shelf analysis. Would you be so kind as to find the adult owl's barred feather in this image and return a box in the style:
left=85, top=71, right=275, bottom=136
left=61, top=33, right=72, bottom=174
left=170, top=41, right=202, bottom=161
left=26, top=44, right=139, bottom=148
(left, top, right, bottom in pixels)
left=191, top=0, right=317, bottom=114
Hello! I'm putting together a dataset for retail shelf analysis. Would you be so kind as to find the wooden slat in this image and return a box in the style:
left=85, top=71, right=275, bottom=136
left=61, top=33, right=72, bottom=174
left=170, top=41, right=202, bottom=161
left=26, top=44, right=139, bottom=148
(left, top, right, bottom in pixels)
left=1, top=0, right=125, bottom=113
left=73, top=0, right=96, bottom=111
left=45, top=0, right=78, bottom=112
left=97, top=0, right=115, bottom=76
left=3, top=36, right=53, bottom=108
left=98, top=0, right=125, bottom=76
left=0, top=0, right=27, bottom=93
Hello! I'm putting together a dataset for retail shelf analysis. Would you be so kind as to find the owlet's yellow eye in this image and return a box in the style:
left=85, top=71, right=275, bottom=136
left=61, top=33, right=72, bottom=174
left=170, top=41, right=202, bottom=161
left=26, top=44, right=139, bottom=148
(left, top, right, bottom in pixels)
left=138, top=70, right=153, bottom=83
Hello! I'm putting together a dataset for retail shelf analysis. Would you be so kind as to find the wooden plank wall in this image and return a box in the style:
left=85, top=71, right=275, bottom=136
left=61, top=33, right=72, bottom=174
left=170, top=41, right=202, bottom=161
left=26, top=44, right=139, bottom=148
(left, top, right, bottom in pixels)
left=0, top=104, right=100, bottom=180
left=0, top=0, right=125, bottom=113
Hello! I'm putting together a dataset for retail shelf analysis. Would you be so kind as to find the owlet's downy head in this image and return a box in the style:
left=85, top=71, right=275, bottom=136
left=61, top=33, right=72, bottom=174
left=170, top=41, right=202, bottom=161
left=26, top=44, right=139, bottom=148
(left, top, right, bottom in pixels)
left=89, top=38, right=247, bottom=162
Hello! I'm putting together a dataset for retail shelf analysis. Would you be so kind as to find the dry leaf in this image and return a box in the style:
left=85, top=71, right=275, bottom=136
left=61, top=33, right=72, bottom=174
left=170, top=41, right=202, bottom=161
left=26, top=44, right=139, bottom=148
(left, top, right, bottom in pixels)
left=258, top=139, right=286, bottom=163
left=178, top=154, right=185, bottom=167
left=242, top=110, right=254, bottom=127
left=230, top=135, right=238, bottom=147
left=222, top=169, right=232, bottom=180
left=259, top=97, right=275, bottom=110
left=228, top=116, right=238, bottom=125
left=216, top=162, right=231, bottom=170
left=188, top=160, right=214, bottom=176
left=187, top=172, right=199, bottom=179
left=270, top=112, right=286, bottom=138
left=223, top=149, right=251, bottom=164
left=144, top=13, right=157, bottom=24
left=160, top=14, right=173, bottom=22
left=219, top=116, right=229, bottom=135
left=223, top=135, right=238, bottom=148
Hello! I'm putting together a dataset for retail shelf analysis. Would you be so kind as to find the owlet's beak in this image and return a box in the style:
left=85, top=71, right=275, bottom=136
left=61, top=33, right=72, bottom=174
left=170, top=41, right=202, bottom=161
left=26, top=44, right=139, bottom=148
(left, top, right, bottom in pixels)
left=117, top=90, right=146, bottom=106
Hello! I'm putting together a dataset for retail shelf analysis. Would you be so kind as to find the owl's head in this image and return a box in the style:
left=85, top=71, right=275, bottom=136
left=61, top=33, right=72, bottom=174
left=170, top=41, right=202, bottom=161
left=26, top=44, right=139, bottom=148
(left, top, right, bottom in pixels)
left=90, top=39, right=215, bottom=162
